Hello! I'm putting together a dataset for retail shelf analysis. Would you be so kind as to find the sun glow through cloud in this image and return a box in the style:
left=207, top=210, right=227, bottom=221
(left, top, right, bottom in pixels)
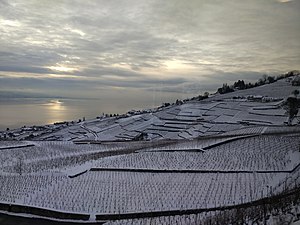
left=0, top=19, right=21, bottom=27
left=47, top=65, right=79, bottom=73
left=164, top=60, right=196, bottom=71
left=65, top=26, right=86, bottom=37
left=277, top=0, right=293, bottom=2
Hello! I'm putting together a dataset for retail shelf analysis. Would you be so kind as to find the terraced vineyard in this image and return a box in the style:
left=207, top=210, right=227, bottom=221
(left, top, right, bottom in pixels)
left=2, top=78, right=297, bottom=142
left=93, top=137, right=299, bottom=172
left=0, top=77, right=299, bottom=224
left=15, top=172, right=276, bottom=213
left=0, top=130, right=299, bottom=224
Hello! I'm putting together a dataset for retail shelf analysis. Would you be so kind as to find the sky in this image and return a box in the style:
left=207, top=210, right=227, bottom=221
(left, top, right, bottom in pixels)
left=0, top=0, right=299, bottom=104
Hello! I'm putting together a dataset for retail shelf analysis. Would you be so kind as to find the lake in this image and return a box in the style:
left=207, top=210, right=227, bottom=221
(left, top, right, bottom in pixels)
left=0, top=98, right=155, bottom=131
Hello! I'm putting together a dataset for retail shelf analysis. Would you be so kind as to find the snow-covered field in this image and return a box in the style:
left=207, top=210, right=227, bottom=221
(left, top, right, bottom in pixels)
left=38, top=98, right=291, bottom=141
left=0, top=133, right=299, bottom=218
left=19, top=172, right=275, bottom=213
left=0, top=141, right=152, bottom=174
left=0, top=77, right=299, bottom=224
left=93, top=136, right=300, bottom=171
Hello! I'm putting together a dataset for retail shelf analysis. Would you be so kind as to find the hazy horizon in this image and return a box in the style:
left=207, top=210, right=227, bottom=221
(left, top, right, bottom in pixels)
left=0, top=97, right=159, bottom=130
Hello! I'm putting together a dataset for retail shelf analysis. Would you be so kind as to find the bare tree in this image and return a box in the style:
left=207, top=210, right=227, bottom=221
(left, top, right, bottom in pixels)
left=282, top=90, right=300, bottom=125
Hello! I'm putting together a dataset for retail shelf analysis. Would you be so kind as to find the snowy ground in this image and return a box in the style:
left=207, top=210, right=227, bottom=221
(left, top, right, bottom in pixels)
left=24, top=98, right=294, bottom=142
left=0, top=132, right=299, bottom=219
left=2, top=77, right=298, bottom=142
left=0, top=78, right=299, bottom=224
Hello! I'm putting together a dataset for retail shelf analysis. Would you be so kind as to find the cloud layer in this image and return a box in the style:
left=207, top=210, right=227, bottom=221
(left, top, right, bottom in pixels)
left=0, top=0, right=299, bottom=101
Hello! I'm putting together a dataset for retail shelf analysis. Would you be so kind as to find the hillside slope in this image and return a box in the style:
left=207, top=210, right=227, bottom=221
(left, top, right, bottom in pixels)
left=38, top=78, right=299, bottom=141
left=1, top=77, right=299, bottom=141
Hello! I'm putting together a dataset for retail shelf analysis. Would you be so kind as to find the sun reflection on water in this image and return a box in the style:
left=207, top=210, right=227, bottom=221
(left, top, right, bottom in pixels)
left=42, top=99, right=67, bottom=124
left=44, top=99, right=65, bottom=111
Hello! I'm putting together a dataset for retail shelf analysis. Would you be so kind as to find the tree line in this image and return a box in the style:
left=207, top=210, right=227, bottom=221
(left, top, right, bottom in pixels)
left=217, top=70, right=298, bottom=95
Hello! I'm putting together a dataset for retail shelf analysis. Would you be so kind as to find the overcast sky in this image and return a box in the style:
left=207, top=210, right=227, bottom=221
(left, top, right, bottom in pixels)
left=0, top=0, right=299, bottom=102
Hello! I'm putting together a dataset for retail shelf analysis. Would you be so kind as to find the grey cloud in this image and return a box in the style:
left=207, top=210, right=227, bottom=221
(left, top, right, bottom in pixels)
left=0, top=90, right=62, bottom=99
left=204, top=71, right=267, bottom=83
left=145, top=81, right=222, bottom=95
left=78, top=67, right=142, bottom=78
left=146, top=71, right=267, bottom=95
left=0, top=65, right=53, bottom=74
left=0, top=0, right=299, bottom=101
left=0, top=74, right=188, bottom=99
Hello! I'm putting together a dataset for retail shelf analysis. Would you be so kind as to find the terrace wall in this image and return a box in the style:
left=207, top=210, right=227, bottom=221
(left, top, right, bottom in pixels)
left=0, top=202, right=89, bottom=220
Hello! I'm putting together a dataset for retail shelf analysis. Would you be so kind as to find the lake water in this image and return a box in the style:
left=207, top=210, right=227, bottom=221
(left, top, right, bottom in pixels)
left=0, top=98, right=155, bottom=131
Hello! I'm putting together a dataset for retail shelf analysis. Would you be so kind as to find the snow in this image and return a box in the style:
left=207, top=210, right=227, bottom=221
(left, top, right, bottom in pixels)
left=0, top=77, right=299, bottom=222
left=0, top=171, right=275, bottom=214
left=93, top=135, right=300, bottom=172
left=63, top=161, right=93, bottom=177
left=1, top=133, right=298, bottom=215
